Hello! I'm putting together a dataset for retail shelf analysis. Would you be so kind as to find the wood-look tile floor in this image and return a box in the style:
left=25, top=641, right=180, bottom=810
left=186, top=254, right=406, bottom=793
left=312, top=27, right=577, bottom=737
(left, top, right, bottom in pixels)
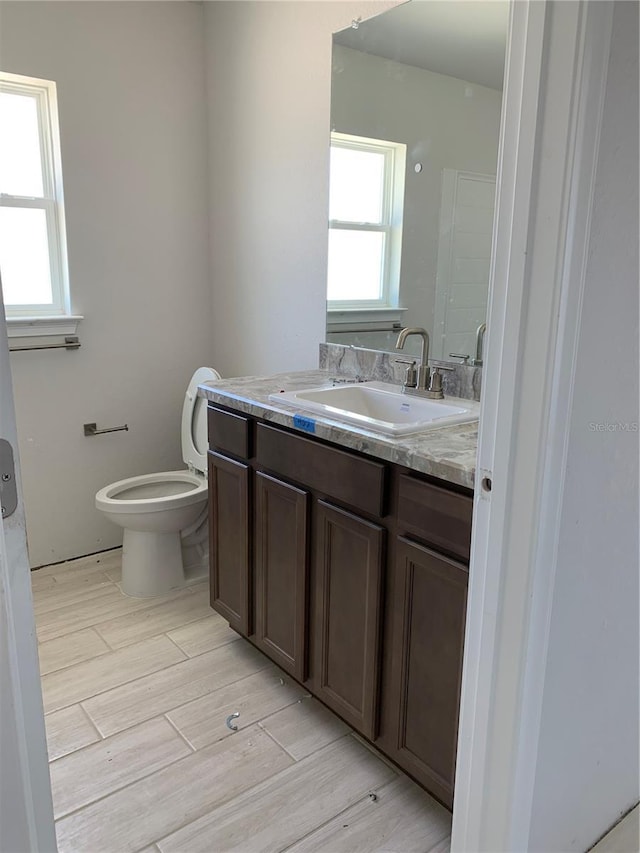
left=32, top=548, right=452, bottom=853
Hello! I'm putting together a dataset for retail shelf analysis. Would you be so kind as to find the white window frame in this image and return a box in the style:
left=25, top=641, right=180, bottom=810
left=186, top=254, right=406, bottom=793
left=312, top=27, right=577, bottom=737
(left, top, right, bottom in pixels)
left=0, top=72, right=80, bottom=336
left=327, top=132, right=406, bottom=312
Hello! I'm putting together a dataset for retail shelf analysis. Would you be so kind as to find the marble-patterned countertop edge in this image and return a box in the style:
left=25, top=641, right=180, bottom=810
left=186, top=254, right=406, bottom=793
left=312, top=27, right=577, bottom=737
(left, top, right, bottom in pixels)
left=198, top=370, right=478, bottom=490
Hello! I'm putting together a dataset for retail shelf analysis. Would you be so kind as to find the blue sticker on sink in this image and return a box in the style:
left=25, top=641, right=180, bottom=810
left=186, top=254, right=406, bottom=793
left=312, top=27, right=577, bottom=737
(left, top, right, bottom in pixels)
left=293, top=414, right=316, bottom=434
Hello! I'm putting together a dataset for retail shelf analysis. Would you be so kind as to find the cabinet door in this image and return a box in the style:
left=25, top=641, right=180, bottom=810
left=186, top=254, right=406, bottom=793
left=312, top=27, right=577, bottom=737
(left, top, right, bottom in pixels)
left=313, top=500, right=384, bottom=739
left=255, top=472, right=309, bottom=681
left=390, top=536, right=468, bottom=808
left=208, top=451, right=251, bottom=636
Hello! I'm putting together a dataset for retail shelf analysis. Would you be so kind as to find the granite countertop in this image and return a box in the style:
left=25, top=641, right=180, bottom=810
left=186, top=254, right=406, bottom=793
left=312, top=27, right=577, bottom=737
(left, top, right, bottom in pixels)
left=198, top=370, right=478, bottom=490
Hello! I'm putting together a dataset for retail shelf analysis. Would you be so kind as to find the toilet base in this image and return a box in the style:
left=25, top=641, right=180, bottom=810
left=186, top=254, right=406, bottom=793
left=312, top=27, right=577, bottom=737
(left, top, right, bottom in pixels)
left=121, top=530, right=186, bottom=598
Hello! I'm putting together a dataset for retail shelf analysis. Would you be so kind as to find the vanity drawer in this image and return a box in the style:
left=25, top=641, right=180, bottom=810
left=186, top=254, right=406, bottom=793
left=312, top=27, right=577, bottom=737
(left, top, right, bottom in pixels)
left=256, top=423, right=386, bottom=517
left=397, top=475, right=473, bottom=563
left=208, top=405, right=251, bottom=460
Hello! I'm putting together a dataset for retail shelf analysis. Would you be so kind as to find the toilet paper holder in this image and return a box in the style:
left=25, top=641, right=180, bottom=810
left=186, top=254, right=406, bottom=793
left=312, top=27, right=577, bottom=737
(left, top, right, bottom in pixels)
left=83, top=422, right=129, bottom=436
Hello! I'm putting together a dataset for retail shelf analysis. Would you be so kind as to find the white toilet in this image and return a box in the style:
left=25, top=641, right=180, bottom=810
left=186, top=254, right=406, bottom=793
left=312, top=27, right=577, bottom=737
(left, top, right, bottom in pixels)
left=95, top=366, right=221, bottom=597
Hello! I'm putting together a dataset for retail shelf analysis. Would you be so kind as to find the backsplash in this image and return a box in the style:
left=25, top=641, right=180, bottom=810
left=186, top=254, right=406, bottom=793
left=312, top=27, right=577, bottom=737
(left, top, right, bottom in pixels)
left=319, top=342, right=482, bottom=402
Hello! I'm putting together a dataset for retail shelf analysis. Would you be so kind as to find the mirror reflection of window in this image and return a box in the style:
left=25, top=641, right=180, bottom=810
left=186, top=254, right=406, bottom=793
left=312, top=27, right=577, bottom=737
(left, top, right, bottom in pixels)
left=327, top=133, right=406, bottom=309
left=326, top=0, right=508, bottom=357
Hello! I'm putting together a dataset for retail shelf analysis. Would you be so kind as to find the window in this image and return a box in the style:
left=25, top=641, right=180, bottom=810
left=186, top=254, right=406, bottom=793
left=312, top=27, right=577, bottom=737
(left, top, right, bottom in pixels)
left=0, top=72, right=77, bottom=331
left=327, top=133, right=406, bottom=310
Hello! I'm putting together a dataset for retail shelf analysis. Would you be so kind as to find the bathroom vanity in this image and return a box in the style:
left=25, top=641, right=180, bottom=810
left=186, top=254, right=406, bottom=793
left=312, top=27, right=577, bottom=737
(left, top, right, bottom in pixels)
left=199, top=370, right=477, bottom=810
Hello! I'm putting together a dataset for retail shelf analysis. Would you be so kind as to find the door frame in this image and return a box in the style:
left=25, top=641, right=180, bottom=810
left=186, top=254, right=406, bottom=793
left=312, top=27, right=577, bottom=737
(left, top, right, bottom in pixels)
left=452, top=1, right=614, bottom=849
left=0, top=289, right=57, bottom=850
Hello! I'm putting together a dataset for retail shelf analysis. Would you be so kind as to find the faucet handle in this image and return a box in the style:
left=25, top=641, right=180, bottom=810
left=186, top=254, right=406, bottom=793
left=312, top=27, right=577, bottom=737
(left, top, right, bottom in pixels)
left=428, top=367, right=445, bottom=398
left=395, top=357, right=417, bottom=388
left=449, top=353, right=470, bottom=363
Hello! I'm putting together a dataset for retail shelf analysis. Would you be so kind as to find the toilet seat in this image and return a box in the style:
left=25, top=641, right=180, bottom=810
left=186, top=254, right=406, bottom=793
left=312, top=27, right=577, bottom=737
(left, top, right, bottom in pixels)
left=96, top=470, right=207, bottom=515
left=182, top=366, right=221, bottom=474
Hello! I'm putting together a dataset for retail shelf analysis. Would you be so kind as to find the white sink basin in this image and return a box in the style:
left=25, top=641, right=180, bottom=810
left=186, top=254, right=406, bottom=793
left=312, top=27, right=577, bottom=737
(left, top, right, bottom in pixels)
left=269, top=381, right=480, bottom=436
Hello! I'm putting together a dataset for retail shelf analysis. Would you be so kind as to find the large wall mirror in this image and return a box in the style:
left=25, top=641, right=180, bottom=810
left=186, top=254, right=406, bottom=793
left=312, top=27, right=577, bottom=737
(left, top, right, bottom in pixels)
left=326, top=0, right=508, bottom=361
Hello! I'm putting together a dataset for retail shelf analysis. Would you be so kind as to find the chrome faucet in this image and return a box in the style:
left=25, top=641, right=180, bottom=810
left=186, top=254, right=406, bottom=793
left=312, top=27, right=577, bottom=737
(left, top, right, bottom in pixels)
left=396, top=326, right=430, bottom=391
left=474, top=322, right=487, bottom=366
left=395, top=326, right=447, bottom=398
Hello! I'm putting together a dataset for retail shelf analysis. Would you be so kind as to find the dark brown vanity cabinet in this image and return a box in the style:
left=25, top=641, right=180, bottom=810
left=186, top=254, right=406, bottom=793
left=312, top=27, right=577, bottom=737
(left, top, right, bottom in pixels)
left=381, top=474, right=473, bottom=808
left=255, top=421, right=387, bottom=733
left=387, top=537, right=468, bottom=807
left=254, top=472, right=309, bottom=681
left=207, top=401, right=472, bottom=810
left=208, top=451, right=251, bottom=636
left=313, top=501, right=384, bottom=740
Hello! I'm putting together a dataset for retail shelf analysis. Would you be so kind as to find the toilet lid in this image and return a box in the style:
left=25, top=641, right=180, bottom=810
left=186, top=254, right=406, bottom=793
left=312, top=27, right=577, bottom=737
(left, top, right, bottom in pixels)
left=181, top=366, right=221, bottom=474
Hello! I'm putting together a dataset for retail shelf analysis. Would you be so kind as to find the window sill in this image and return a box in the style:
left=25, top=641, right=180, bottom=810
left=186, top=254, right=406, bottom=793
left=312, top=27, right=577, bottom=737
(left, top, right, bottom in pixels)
left=327, top=307, right=406, bottom=333
left=6, top=315, right=83, bottom=338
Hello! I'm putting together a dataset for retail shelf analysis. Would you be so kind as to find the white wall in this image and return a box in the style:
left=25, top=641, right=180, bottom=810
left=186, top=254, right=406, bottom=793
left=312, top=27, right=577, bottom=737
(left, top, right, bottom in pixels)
left=0, top=2, right=214, bottom=566
left=203, top=0, right=397, bottom=379
left=528, top=3, right=639, bottom=849
left=330, top=45, right=501, bottom=351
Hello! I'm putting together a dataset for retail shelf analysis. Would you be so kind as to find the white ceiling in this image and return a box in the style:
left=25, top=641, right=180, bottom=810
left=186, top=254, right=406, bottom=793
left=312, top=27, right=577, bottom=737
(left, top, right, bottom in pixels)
left=334, top=0, right=509, bottom=91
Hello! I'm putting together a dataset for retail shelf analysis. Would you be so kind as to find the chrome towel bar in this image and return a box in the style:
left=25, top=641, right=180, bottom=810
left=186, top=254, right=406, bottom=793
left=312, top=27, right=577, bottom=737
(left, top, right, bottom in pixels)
left=329, top=322, right=404, bottom=334
left=9, top=335, right=80, bottom=353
